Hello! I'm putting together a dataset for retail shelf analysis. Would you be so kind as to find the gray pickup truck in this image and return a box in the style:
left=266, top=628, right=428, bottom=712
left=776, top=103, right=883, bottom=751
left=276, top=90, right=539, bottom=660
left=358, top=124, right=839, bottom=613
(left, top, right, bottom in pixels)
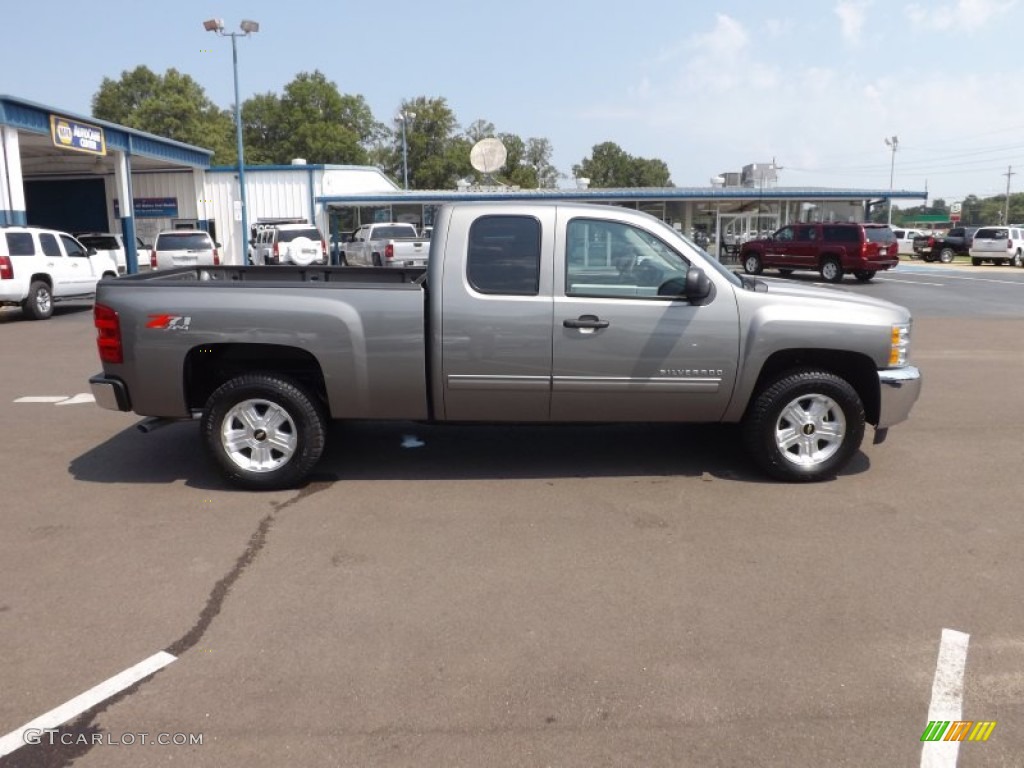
left=89, top=201, right=921, bottom=489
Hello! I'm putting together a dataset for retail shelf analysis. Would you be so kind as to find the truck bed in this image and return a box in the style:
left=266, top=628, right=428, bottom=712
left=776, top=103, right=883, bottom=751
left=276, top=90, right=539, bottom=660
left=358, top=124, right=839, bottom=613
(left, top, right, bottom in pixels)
left=118, top=264, right=427, bottom=285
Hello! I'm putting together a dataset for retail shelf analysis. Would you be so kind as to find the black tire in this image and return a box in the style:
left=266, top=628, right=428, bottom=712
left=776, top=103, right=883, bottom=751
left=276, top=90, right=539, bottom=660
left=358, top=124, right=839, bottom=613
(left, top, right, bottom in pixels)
left=22, top=280, right=53, bottom=320
left=742, top=252, right=763, bottom=275
left=1014, top=251, right=1024, bottom=268
left=923, top=255, right=937, bottom=263
left=853, top=270, right=875, bottom=282
left=777, top=268, right=794, bottom=276
left=820, top=257, right=843, bottom=283
left=971, top=257, right=982, bottom=266
left=939, top=248, right=955, bottom=264
left=339, top=253, right=348, bottom=266
left=742, top=369, right=865, bottom=482
left=201, top=373, right=327, bottom=490
left=372, top=253, right=383, bottom=267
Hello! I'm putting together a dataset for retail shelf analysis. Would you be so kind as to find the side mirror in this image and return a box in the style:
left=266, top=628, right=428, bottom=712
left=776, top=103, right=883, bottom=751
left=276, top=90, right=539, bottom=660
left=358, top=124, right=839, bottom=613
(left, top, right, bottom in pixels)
left=215, top=242, right=222, bottom=249
left=87, top=247, right=97, bottom=256
left=685, top=267, right=713, bottom=304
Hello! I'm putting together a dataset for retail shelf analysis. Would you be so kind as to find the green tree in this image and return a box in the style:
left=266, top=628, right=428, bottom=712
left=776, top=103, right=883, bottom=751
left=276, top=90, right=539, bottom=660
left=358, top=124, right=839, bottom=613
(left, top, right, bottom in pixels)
left=242, top=71, right=385, bottom=165
left=572, top=142, right=672, bottom=187
left=388, top=97, right=468, bottom=189
left=92, top=66, right=235, bottom=163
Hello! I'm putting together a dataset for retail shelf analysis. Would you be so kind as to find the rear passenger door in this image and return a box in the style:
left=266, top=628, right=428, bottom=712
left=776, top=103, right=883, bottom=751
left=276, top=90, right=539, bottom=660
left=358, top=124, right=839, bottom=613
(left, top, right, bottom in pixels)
left=58, top=234, right=98, bottom=293
left=438, top=210, right=555, bottom=422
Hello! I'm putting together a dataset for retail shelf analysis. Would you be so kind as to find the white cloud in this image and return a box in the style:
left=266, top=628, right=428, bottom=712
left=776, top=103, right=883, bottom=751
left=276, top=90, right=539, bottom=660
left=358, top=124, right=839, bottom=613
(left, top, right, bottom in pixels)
left=835, top=0, right=872, bottom=46
left=905, top=0, right=1017, bottom=30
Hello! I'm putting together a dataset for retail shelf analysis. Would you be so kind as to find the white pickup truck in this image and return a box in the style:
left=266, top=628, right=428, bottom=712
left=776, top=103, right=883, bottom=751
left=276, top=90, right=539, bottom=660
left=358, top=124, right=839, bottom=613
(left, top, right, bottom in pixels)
left=1, top=226, right=118, bottom=319
left=340, top=222, right=430, bottom=268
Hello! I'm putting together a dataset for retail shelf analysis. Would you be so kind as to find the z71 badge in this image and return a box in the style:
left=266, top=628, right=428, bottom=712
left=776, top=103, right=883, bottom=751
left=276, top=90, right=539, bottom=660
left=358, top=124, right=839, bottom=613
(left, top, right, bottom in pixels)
left=146, top=314, right=192, bottom=330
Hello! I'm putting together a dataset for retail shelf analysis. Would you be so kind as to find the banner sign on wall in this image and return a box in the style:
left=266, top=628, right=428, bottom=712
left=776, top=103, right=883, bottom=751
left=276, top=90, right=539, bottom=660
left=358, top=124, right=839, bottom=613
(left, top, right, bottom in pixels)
left=114, top=197, right=180, bottom=218
left=50, top=115, right=106, bottom=156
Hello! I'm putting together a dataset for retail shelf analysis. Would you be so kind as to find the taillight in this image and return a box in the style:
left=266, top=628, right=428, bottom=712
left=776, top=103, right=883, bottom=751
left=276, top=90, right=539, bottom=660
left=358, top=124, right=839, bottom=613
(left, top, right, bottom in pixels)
left=928, top=236, right=935, bottom=247
left=213, top=248, right=220, bottom=266
left=0, top=255, right=12, bottom=280
left=385, top=243, right=394, bottom=260
left=150, top=249, right=157, bottom=269
left=94, top=304, right=123, bottom=364
left=1008, top=239, right=1013, bottom=250
left=320, top=240, right=327, bottom=258
left=273, top=242, right=279, bottom=259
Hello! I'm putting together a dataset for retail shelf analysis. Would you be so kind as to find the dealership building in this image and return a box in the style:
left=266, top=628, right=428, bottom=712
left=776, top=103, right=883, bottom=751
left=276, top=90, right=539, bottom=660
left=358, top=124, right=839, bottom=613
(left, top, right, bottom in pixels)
left=1, top=95, right=927, bottom=270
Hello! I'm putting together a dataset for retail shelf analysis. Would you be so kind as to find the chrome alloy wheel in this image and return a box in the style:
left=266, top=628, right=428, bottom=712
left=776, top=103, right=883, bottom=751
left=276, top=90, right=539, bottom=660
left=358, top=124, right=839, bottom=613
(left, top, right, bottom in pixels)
left=773, top=393, right=847, bottom=468
left=34, top=286, right=52, bottom=315
left=220, top=398, right=298, bottom=473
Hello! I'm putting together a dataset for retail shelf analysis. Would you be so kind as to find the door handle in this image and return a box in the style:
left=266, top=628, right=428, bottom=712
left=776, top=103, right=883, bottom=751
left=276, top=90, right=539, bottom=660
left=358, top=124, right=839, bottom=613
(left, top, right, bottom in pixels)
left=563, top=315, right=610, bottom=329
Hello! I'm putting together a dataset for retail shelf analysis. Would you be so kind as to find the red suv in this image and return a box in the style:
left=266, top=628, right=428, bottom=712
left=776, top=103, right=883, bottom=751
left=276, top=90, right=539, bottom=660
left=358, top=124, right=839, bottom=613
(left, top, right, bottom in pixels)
left=739, top=222, right=898, bottom=283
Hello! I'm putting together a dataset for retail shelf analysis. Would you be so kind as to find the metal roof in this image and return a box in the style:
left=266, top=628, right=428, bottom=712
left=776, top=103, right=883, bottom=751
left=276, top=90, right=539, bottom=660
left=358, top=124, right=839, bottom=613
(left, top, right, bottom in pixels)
left=0, top=94, right=213, bottom=169
left=316, top=185, right=927, bottom=205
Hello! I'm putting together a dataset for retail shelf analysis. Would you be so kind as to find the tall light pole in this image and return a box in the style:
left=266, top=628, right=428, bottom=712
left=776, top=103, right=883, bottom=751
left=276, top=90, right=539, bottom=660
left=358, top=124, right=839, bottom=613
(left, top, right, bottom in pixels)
left=885, top=135, right=899, bottom=225
left=395, top=110, right=415, bottom=189
left=204, top=18, right=259, bottom=264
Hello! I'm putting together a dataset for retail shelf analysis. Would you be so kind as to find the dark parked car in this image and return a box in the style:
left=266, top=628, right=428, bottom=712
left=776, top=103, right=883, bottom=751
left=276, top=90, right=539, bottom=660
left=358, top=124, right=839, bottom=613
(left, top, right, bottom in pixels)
left=739, top=222, right=898, bottom=283
left=911, top=226, right=978, bottom=263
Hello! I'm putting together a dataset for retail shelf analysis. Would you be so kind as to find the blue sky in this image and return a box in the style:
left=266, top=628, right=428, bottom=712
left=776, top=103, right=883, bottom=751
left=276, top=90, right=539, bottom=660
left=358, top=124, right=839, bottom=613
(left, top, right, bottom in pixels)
left=2, top=0, right=1021, bottom=202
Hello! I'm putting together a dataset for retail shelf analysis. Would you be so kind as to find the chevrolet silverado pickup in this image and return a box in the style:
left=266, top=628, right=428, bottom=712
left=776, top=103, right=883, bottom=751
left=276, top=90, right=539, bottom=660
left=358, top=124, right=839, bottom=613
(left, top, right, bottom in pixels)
left=340, top=222, right=430, bottom=268
left=89, top=201, right=922, bottom=489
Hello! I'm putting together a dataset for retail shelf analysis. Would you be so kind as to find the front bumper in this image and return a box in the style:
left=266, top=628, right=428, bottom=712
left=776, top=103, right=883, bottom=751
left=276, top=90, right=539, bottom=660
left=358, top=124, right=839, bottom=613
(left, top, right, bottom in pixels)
left=876, top=366, right=921, bottom=429
left=89, top=373, right=131, bottom=412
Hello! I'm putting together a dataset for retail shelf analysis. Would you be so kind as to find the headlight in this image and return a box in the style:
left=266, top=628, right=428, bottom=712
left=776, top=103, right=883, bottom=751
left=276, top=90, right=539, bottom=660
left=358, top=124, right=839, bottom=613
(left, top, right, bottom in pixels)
left=889, top=322, right=911, bottom=367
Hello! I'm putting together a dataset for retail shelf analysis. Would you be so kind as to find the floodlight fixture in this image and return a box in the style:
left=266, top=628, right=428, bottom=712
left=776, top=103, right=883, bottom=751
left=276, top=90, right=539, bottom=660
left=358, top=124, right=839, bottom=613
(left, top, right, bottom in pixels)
left=203, top=18, right=224, bottom=32
left=240, top=19, right=260, bottom=34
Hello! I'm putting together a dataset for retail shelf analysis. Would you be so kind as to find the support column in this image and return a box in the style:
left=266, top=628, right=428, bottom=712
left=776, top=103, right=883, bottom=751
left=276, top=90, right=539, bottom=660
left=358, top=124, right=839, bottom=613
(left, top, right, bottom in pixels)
left=0, top=126, right=27, bottom=226
left=113, top=150, right=138, bottom=273
left=193, top=170, right=210, bottom=233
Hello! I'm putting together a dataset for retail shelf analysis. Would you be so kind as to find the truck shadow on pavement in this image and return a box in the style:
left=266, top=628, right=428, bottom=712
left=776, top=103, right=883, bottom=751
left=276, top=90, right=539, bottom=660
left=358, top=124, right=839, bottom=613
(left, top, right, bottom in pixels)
left=69, top=419, right=870, bottom=488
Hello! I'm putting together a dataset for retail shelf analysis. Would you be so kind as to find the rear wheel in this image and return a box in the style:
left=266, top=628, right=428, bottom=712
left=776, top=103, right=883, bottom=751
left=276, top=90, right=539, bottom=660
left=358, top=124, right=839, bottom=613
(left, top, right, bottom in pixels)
left=1014, top=251, right=1023, bottom=268
left=939, top=248, right=955, bottom=264
left=201, top=373, right=327, bottom=490
left=971, top=257, right=982, bottom=266
left=820, top=257, right=843, bottom=283
left=742, top=370, right=865, bottom=482
left=853, top=270, right=875, bottom=282
left=742, top=252, right=763, bottom=275
left=22, top=280, right=53, bottom=320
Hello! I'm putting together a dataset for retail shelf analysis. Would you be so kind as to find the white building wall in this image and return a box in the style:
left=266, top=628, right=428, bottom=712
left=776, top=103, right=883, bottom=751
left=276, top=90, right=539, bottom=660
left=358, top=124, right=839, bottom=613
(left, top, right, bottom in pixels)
left=106, top=171, right=201, bottom=246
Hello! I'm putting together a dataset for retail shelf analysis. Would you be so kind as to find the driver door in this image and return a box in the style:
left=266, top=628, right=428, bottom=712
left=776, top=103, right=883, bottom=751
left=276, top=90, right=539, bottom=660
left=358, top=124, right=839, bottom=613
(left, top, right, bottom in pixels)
left=552, top=215, right=739, bottom=422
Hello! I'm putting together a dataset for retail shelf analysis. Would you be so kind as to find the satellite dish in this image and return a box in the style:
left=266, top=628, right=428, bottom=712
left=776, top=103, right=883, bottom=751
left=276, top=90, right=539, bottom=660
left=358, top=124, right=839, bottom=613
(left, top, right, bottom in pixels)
left=470, top=138, right=507, bottom=174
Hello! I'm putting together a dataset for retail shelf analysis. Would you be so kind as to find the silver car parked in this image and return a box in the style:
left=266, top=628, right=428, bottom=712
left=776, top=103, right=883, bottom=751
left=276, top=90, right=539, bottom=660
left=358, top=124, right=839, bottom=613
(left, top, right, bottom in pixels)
left=150, top=230, right=220, bottom=270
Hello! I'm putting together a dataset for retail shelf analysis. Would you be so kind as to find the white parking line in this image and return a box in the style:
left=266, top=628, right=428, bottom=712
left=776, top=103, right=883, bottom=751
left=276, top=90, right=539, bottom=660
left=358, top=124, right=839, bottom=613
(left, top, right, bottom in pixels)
left=921, top=628, right=970, bottom=768
left=875, top=278, right=946, bottom=286
left=13, top=394, right=95, bottom=406
left=13, top=396, right=68, bottom=404
left=0, top=651, right=177, bottom=758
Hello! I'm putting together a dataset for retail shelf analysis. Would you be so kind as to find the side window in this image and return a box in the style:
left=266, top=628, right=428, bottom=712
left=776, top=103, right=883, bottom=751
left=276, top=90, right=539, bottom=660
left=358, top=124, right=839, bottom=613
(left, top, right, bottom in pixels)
left=61, top=235, right=87, bottom=258
left=467, top=215, right=541, bottom=296
left=565, top=218, right=690, bottom=299
left=5, top=232, right=35, bottom=256
left=775, top=226, right=795, bottom=242
left=39, top=233, right=61, bottom=257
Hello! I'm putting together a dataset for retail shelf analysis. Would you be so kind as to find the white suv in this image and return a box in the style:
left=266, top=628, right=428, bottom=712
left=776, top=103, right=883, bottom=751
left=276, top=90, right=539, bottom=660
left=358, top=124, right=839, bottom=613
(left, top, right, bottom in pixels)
left=969, top=226, right=1024, bottom=267
left=150, top=230, right=220, bottom=270
left=0, top=226, right=118, bottom=320
left=251, top=224, right=326, bottom=266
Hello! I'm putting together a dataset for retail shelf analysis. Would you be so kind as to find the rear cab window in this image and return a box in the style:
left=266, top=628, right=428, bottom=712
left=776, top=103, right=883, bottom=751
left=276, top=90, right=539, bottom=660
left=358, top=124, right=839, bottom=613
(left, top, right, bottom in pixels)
left=467, top=215, right=541, bottom=295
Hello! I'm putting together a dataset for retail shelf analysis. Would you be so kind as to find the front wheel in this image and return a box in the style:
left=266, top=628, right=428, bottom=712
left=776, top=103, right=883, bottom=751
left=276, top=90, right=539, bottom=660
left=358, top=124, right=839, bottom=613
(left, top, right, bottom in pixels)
left=853, top=270, right=875, bottom=282
left=201, top=373, right=327, bottom=490
left=939, top=248, right=955, bottom=264
left=820, top=257, right=843, bottom=283
left=742, top=370, right=865, bottom=482
left=742, top=252, right=763, bottom=275
left=1014, top=251, right=1024, bottom=268
left=22, top=280, right=53, bottom=320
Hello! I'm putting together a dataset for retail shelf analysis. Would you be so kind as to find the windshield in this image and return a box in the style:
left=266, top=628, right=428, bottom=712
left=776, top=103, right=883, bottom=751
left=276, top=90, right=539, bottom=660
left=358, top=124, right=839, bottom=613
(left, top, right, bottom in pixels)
left=277, top=228, right=321, bottom=243
left=156, top=233, right=212, bottom=251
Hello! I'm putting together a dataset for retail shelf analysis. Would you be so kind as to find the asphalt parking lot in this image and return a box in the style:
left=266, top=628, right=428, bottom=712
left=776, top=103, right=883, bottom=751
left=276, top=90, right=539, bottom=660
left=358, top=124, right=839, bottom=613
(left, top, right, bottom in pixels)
left=1, top=263, right=1022, bottom=767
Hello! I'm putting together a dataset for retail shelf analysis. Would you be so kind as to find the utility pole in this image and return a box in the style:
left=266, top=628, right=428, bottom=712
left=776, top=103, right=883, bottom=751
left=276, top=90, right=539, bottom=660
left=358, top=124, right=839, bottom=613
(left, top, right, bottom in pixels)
left=885, top=136, right=899, bottom=225
left=1003, top=165, right=1015, bottom=225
